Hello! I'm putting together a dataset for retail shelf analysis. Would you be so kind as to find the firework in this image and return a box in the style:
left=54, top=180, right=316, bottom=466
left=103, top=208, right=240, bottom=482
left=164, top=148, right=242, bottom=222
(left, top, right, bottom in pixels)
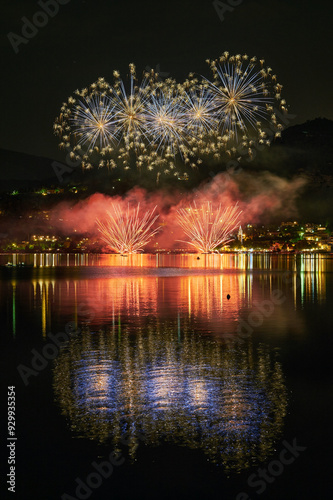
left=54, top=54, right=288, bottom=178
left=177, top=202, right=242, bottom=253
left=206, top=52, right=286, bottom=146
left=70, top=93, right=118, bottom=151
left=111, top=64, right=152, bottom=149
left=54, top=69, right=155, bottom=172
left=183, top=85, right=219, bottom=137
left=144, top=86, right=187, bottom=156
left=96, top=203, right=160, bottom=254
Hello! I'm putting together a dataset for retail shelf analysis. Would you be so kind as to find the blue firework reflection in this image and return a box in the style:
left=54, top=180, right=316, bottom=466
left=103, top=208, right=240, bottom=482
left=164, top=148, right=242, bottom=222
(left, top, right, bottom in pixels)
left=54, top=319, right=287, bottom=472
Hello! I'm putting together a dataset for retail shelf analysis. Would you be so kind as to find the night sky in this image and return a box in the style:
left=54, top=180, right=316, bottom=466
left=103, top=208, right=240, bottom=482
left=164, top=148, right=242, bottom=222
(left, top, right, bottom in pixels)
left=1, top=0, right=332, bottom=160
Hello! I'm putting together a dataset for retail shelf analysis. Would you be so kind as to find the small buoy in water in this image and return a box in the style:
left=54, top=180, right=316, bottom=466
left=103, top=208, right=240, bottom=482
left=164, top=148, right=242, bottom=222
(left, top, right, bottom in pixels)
left=227, top=294, right=231, bottom=300
left=197, top=257, right=200, bottom=260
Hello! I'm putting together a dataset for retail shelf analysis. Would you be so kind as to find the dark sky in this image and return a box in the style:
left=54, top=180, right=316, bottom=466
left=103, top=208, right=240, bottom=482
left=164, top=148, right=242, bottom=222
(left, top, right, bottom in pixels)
left=1, top=0, right=332, bottom=160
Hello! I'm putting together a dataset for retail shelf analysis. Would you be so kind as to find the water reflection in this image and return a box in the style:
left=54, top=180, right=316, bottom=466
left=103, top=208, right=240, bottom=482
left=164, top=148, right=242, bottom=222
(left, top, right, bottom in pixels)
left=2, top=252, right=333, bottom=271
left=53, top=320, right=287, bottom=472
left=1, top=267, right=328, bottom=338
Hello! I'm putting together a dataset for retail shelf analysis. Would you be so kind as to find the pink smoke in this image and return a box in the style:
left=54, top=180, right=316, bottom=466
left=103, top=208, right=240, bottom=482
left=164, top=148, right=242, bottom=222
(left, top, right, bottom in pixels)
left=49, top=171, right=307, bottom=250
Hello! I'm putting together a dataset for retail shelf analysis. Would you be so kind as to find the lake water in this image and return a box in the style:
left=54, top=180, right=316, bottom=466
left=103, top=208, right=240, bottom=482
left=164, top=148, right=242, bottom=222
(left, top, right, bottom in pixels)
left=2, top=253, right=333, bottom=500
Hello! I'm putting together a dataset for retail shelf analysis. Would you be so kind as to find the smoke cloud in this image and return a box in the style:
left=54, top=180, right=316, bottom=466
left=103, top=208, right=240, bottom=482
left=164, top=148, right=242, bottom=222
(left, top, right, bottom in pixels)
left=48, top=170, right=307, bottom=250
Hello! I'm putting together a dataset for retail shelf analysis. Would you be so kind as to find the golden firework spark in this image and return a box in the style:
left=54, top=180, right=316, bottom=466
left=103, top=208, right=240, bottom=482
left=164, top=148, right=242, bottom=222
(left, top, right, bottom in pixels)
left=96, top=203, right=160, bottom=254
left=177, top=201, right=242, bottom=253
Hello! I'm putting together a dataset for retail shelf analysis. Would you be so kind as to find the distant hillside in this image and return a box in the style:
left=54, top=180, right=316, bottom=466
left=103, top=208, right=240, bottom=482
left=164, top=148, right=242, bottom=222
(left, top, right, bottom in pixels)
left=0, top=149, right=55, bottom=190
left=252, top=117, right=333, bottom=177
left=251, top=118, right=333, bottom=222
left=280, top=118, right=333, bottom=149
left=0, top=118, right=332, bottom=222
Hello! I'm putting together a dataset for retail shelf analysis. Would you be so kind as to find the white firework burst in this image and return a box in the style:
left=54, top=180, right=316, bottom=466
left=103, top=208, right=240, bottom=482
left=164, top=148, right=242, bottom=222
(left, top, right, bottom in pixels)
left=177, top=201, right=242, bottom=253
left=207, top=54, right=277, bottom=140
left=110, top=69, right=151, bottom=147
left=183, top=86, right=219, bottom=136
left=96, top=203, right=160, bottom=254
left=143, top=87, right=188, bottom=157
left=70, top=93, right=118, bottom=150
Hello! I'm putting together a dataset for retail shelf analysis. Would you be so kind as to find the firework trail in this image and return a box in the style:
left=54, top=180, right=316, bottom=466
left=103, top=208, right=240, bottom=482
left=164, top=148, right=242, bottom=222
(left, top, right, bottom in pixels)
left=177, top=202, right=242, bottom=253
left=96, top=203, right=160, bottom=254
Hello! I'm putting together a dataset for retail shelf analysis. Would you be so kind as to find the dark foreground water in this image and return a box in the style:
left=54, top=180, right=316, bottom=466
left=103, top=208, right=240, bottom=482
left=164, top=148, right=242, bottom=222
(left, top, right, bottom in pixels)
left=1, top=254, right=333, bottom=500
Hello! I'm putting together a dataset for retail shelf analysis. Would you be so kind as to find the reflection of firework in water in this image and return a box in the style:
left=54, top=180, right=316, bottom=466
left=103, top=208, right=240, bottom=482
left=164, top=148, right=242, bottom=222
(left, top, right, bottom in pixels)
left=96, top=203, right=160, bottom=254
left=53, top=322, right=288, bottom=472
left=177, top=201, right=242, bottom=253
